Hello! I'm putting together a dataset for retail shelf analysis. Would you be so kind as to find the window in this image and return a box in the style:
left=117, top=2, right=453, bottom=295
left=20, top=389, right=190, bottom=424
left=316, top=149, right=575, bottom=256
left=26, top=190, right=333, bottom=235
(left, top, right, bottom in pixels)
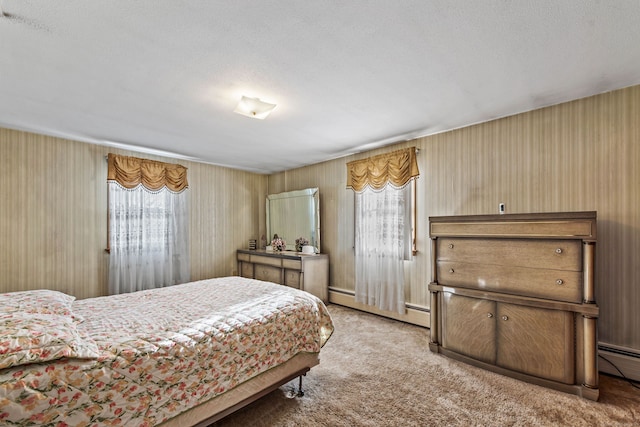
left=107, top=154, right=190, bottom=295
left=347, top=147, right=419, bottom=314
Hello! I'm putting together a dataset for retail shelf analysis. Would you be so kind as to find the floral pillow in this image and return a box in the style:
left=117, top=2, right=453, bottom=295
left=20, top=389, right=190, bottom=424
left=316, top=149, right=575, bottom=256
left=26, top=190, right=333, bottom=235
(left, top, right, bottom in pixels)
left=0, top=290, right=99, bottom=369
left=0, top=289, right=76, bottom=317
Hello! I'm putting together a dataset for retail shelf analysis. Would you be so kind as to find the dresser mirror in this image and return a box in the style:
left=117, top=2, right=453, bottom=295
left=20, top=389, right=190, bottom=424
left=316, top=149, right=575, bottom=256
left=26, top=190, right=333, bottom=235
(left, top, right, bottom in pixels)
left=266, top=187, right=320, bottom=252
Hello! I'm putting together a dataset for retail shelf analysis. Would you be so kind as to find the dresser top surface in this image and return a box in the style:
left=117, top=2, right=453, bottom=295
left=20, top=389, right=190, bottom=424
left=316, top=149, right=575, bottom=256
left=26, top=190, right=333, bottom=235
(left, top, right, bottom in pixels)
left=429, top=211, right=597, bottom=240
left=429, top=211, right=596, bottom=223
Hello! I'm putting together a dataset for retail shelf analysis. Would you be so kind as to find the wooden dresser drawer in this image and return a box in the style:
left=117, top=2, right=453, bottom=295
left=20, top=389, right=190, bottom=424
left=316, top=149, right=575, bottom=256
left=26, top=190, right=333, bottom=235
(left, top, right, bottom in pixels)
left=240, top=262, right=254, bottom=278
left=254, top=265, right=281, bottom=283
left=284, top=270, right=301, bottom=289
left=282, top=259, right=302, bottom=270
left=437, top=261, right=582, bottom=303
left=430, top=218, right=595, bottom=239
left=237, top=252, right=251, bottom=262
left=250, top=254, right=282, bottom=268
left=437, top=238, right=582, bottom=271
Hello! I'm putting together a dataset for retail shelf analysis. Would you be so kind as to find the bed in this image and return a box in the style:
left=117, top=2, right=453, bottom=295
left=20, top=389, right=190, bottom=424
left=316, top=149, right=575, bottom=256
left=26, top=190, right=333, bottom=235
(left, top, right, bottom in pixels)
left=0, top=276, right=334, bottom=426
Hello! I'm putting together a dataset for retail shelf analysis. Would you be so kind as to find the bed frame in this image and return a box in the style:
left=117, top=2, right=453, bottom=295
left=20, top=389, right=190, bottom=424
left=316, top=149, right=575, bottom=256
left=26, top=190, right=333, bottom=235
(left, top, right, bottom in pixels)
left=159, top=352, right=320, bottom=426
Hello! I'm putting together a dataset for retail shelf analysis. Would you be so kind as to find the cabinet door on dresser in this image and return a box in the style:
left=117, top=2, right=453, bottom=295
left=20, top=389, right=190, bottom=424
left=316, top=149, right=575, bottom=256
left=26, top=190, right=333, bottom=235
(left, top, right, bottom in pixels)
left=496, top=303, right=575, bottom=384
left=442, top=292, right=575, bottom=384
left=442, top=293, right=496, bottom=364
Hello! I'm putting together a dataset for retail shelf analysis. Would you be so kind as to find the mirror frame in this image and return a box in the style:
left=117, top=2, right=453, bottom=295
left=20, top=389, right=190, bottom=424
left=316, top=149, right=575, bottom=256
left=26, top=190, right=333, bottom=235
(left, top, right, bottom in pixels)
left=266, top=187, right=320, bottom=253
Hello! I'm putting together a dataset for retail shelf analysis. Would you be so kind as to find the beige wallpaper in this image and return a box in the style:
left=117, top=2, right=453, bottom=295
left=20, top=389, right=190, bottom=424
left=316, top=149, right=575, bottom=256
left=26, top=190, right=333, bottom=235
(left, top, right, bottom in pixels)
left=0, top=128, right=267, bottom=299
left=270, top=84, right=640, bottom=350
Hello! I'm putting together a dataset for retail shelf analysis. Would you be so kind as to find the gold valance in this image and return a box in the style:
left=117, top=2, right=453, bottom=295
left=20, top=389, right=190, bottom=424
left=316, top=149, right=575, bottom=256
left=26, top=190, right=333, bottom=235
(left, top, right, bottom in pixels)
left=346, top=147, right=419, bottom=192
left=107, top=153, right=188, bottom=192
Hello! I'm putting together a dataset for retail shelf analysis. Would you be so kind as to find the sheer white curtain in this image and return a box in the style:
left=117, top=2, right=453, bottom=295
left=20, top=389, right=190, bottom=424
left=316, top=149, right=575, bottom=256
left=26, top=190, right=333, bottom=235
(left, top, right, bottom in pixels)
left=354, top=183, right=408, bottom=314
left=108, top=182, right=190, bottom=295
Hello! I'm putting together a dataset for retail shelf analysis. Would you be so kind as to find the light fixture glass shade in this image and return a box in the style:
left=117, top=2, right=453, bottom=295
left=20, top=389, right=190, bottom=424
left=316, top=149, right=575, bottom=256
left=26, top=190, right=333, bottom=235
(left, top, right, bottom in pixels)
left=233, top=96, right=276, bottom=119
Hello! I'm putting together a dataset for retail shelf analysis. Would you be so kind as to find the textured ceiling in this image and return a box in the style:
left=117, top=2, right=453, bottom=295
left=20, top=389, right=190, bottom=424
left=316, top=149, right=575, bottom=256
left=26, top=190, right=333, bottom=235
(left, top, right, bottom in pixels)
left=1, top=1, right=640, bottom=173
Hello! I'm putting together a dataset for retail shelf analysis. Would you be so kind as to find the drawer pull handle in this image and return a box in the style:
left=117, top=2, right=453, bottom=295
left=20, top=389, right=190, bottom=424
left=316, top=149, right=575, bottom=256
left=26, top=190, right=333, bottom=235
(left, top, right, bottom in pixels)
left=501, top=315, right=509, bottom=321
left=487, top=313, right=493, bottom=318
left=449, top=268, right=455, bottom=274
left=448, top=244, right=454, bottom=249
left=555, top=248, right=563, bottom=254
left=556, top=279, right=564, bottom=285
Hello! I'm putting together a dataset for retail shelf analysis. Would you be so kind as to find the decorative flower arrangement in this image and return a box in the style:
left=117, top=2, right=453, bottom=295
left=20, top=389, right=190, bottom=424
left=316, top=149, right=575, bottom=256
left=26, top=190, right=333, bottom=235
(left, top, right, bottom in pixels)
left=271, top=234, right=286, bottom=251
left=295, top=237, right=309, bottom=252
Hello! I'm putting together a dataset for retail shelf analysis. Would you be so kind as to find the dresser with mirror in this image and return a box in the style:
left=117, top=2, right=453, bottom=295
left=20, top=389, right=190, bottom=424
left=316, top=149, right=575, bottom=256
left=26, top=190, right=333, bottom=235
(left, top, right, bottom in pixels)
left=237, top=187, right=328, bottom=302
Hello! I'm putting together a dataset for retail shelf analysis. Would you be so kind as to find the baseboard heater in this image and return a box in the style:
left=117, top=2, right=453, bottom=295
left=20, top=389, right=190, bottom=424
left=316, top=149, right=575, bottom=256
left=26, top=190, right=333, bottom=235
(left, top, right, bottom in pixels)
left=328, top=287, right=430, bottom=328
left=599, top=343, right=640, bottom=382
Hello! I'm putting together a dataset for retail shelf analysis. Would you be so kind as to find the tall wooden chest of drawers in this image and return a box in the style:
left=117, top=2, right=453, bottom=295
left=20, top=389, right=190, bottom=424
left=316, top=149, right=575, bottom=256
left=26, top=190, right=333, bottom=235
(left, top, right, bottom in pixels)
left=237, top=249, right=329, bottom=303
left=428, top=212, right=599, bottom=400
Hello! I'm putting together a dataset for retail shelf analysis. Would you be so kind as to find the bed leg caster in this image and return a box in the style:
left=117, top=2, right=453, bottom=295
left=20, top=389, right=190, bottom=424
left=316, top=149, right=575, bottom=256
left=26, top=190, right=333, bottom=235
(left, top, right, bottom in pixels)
left=286, top=374, right=306, bottom=398
left=296, top=375, right=305, bottom=397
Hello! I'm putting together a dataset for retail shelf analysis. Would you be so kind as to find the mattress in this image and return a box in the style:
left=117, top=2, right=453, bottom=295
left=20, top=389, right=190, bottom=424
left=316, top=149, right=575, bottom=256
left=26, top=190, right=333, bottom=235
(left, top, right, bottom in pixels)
left=0, top=277, right=334, bottom=426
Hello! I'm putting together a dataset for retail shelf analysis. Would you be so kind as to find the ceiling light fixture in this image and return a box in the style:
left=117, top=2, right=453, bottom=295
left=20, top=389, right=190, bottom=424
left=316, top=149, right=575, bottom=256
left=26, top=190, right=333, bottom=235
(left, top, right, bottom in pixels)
left=233, top=96, right=276, bottom=119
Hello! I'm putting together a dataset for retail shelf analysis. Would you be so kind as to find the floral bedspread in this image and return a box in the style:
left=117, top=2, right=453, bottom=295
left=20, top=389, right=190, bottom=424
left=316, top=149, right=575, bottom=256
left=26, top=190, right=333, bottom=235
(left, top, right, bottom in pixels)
left=0, top=277, right=334, bottom=426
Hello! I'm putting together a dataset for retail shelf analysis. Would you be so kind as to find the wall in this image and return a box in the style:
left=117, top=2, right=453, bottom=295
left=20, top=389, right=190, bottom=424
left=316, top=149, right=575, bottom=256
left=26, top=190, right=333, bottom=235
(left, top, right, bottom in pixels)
left=0, top=127, right=267, bottom=299
left=269, top=84, right=640, bottom=351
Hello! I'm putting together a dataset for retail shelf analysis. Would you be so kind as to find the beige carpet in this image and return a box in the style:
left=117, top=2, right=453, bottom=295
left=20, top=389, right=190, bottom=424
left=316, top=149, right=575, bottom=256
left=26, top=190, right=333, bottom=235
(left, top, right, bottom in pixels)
left=214, top=304, right=640, bottom=426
